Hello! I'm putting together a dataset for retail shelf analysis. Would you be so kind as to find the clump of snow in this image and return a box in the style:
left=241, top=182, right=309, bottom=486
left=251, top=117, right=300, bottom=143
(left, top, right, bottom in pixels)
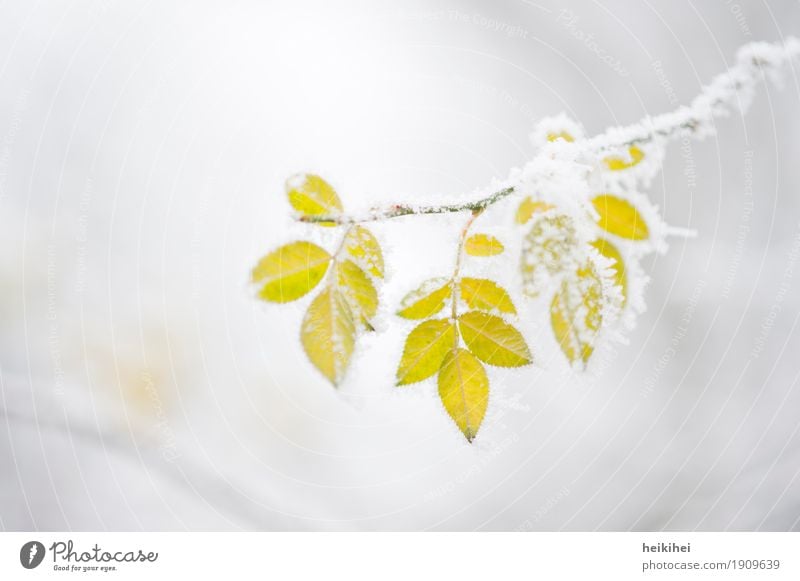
left=528, top=112, right=585, bottom=149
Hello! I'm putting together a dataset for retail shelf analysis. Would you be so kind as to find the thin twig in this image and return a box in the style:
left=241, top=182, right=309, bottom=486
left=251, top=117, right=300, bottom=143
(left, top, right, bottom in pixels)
left=296, top=186, right=515, bottom=225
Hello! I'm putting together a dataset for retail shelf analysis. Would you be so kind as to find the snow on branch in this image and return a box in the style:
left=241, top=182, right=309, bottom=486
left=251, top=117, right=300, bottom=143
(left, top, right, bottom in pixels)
left=588, top=37, right=800, bottom=151
left=297, top=37, right=799, bottom=226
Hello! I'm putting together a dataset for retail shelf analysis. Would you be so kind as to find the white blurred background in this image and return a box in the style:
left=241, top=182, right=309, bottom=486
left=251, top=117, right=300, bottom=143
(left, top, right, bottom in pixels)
left=1, top=0, right=800, bottom=530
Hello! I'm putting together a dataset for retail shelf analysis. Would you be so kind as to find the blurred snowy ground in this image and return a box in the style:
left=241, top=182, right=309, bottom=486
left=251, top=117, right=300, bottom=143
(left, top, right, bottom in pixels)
left=1, top=0, right=800, bottom=530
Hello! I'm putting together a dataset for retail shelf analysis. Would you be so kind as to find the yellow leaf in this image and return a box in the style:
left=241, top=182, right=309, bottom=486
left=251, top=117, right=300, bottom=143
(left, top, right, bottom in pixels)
left=459, top=278, right=516, bottom=315
left=603, top=145, right=645, bottom=170
left=591, top=238, right=626, bottom=306
left=396, top=319, right=455, bottom=385
left=252, top=241, right=331, bottom=303
left=438, top=348, right=489, bottom=442
left=336, top=259, right=378, bottom=328
left=344, top=226, right=384, bottom=278
left=516, top=196, right=555, bottom=224
left=286, top=174, right=343, bottom=226
left=592, top=194, right=649, bottom=240
left=547, top=131, right=574, bottom=142
left=550, top=262, right=604, bottom=367
left=397, top=278, right=452, bottom=319
left=465, top=233, right=504, bottom=257
left=520, top=214, right=578, bottom=297
left=458, top=311, right=532, bottom=367
left=301, top=286, right=355, bottom=385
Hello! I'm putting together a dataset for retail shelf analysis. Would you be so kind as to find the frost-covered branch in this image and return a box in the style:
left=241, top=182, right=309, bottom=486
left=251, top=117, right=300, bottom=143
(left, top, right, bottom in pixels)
left=258, top=37, right=800, bottom=443
left=588, top=37, right=800, bottom=151
left=297, top=37, right=799, bottom=226
left=296, top=186, right=515, bottom=224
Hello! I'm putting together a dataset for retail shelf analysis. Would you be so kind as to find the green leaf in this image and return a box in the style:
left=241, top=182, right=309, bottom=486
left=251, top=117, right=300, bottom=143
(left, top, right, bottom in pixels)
left=343, top=226, right=384, bottom=278
left=252, top=241, right=331, bottom=303
left=438, top=348, right=489, bottom=442
left=550, top=262, right=604, bottom=368
left=301, top=286, right=356, bottom=385
left=286, top=174, right=343, bottom=226
left=458, top=311, right=532, bottom=367
left=397, top=278, right=452, bottom=320
left=603, top=145, right=644, bottom=170
left=336, top=259, right=378, bottom=328
left=465, top=233, right=504, bottom=257
left=591, top=238, right=626, bottom=306
left=459, top=278, right=516, bottom=315
left=396, top=319, right=455, bottom=385
left=592, top=194, right=649, bottom=240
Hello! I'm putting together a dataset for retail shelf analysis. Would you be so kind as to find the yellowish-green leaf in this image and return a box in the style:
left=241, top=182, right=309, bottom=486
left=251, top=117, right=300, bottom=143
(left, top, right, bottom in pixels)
left=301, top=286, right=356, bottom=385
left=397, top=278, right=452, bottom=320
left=465, top=233, right=504, bottom=257
left=438, top=348, right=489, bottom=442
left=252, top=241, right=331, bottom=303
left=396, top=319, right=455, bottom=386
left=603, top=145, right=645, bottom=170
left=520, top=214, right=578, bottom=297
left=591, top=238, right=627, bottom=306
left=460, top=278, right=516, bottom=315
left=458, top=311, right=531, bottom=367
left=336, top=259, right=378, bottom=328
left=516, top=196, right=555, bottom=224
left=547, top=131, right=574, bottom=142
left=592, top=194, right=649, bottom=240
left=550, top=262, right=604, bottom=368
left=344, top=226, right=383, bottom=278
left=286, top=173, right=343, bottom=226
